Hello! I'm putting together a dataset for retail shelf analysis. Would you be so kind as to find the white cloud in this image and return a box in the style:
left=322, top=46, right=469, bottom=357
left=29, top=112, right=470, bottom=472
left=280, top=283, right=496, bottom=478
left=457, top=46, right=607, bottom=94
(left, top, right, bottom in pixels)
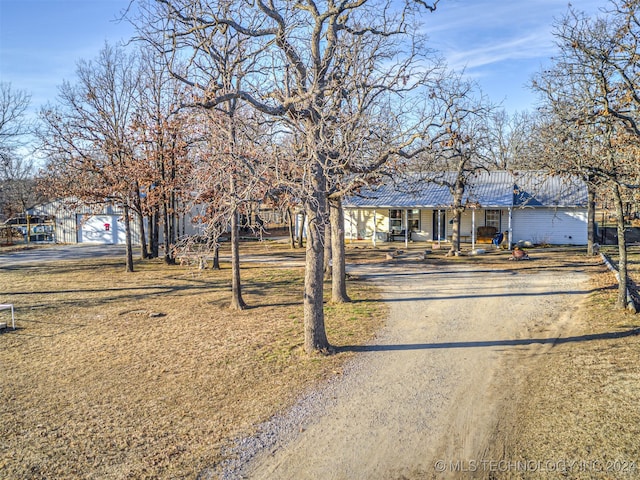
left=424, top=0, right=607, bottom=70
left=443, top=28, right=555, bottom=71
left=418, top=0, right=608, bottom=111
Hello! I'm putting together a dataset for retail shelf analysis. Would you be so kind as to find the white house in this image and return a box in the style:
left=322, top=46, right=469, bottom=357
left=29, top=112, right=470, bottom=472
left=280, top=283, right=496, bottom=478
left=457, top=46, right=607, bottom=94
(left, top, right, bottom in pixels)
left=343, top=171, right=588, bottom=247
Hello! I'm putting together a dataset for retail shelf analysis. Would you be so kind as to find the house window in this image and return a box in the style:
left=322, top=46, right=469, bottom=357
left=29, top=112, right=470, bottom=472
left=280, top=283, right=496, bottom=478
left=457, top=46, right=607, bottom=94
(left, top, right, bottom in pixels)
left=389, top=209, right=403, bottom=233
left=485, top=210, right=501, bottom=230
left=390, top=209, right=421, bottom=233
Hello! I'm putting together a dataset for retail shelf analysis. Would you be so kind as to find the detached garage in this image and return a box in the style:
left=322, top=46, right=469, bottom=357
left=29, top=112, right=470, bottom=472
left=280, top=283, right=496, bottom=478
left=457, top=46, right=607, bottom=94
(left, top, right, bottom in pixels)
left=28, top=200, right=143, bottom=245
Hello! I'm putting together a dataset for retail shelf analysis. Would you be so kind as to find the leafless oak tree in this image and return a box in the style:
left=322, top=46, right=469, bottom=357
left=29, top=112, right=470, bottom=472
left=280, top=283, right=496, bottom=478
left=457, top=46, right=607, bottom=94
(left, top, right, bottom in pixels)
left=38, top=44, right=141, bottom=272
left=487, top=109, right=534, bottom=170
left=533, top=2, right=640, bottom=309
left=133, top=48, right=195, bottom=263
left=408, top=74, right=495, bottom=255
left=0, top=82, right=36, bottom=220
left=134, top=0, right=442, bottom=353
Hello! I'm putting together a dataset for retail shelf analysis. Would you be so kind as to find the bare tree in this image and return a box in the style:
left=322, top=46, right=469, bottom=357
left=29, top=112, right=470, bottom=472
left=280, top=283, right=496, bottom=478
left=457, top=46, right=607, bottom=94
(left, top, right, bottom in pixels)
left=523, top=111, right=602, bottom=256
left=0, top=157, right=39, bottom=220
left=135, top=0, right=442, bottom=353
left=410, top=74, right=495, bottom=255
left=133, top=48, right=194, bottom=263
left=190, top=106, right=269, bottom=308
left=138, top=1, right=279, bottom=310
left=318, top=28, right=444, bottom=303
left=532, top=3, right=640, bottom=308
left=0, top=83, right=36, bottom=220
left=487, top=109, right=534, bottom=170
left=0, top=82, right=30, bottom=165
left=38, top=43, right=141, bottom=272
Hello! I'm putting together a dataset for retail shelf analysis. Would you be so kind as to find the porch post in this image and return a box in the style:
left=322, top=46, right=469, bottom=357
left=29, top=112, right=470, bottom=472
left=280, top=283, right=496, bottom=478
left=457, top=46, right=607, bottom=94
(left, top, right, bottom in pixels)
left=508, top=207, right=513, bottom=251
left=438, top=209, right=442, bottom=247
left=404, top=209, right=409, bottom=247
left=373, top=209, right=377, bottom=247
left=350, top=210, right=354, bottom=243
left=471, top=207, right=476, bottom=251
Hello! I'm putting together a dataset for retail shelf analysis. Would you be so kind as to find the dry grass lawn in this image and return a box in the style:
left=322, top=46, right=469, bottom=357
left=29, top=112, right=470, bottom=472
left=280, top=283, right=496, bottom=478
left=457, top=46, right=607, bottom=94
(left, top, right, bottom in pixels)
left=0, top=242, right=384, bottom=479
left=3, top=242, right=640, bottom=479
left=490, top=246, right=640, bottom=479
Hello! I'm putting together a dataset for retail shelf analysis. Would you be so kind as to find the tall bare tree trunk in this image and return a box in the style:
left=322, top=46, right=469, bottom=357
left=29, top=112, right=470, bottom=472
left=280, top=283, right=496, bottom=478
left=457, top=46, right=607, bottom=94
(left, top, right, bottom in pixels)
left=449, top=207, right=462, bottom=255
left=330, top=197, right=350, bottom=303
left=123, top=202, right=134, bottom=273
left=613, top=183, right=629, bottom=309
left=303, top=165, right=330, bottom=354
left=150, top=209, right=159, bottom=258
left=146, top=214, right=154, bottom=257
left=286, top=207, right=296, bottom=249
left=297, top=210, right=306, bottom=248
left=137, top=209, right=148, bottom=260
left=324, top=214, right=332, bottom=281
left=448, top=179, right=464, bottom=256
left=134, top=181, right=149, bottom=259
left=162, top=197, right=175, bottom=265
left=212, top=240, right=220, bottom=270
left=587, top=179, right=596, bottom=255
left=230, top=206, right=247, bottom=310
left=170, top=191, right=178, bottom=241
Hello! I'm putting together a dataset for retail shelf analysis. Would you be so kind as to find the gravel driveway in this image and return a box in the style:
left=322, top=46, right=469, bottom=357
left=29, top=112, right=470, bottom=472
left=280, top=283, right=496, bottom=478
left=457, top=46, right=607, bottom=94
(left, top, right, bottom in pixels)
left=217, top=259, right=589, bottom=479
left=0, top=244, right=127, bottom=267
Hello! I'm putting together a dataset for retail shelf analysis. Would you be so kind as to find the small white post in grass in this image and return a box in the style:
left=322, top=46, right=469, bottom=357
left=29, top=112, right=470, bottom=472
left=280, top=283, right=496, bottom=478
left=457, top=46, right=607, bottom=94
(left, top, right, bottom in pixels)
left=0, top=304, right=15, bottom=330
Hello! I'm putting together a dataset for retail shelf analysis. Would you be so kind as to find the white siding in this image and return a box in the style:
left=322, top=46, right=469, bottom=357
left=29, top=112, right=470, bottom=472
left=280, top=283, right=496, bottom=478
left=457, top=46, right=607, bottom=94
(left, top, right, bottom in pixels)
left=459, top=211, right=473, bottom=238
left=345, top=206, right=588, bottom=245
left=512, top=208, right=587, bottom=245
left=29, top=200, right=144, bottom=245
left=413, top=209, right=448, bottom=241
left=344, top=208, right=388, bottom=241
left=443, top=211, right=476, bottom=239
left=29, top=200, right=78, bottom=243
left=412, top=210, right=432, bottom=241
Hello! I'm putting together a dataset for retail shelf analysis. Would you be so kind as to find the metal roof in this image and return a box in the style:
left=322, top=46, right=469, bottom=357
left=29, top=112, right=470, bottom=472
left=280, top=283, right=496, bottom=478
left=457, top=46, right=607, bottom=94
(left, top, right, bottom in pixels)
left=511, top=171, right=588, bottom=207
left=344, top=171, right=587, bottom=209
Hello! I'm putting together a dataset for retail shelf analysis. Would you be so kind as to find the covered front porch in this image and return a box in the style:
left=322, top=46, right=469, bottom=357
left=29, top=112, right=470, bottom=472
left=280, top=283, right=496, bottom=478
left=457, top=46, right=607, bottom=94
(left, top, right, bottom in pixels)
left=344, top=206, right=513, bottom=250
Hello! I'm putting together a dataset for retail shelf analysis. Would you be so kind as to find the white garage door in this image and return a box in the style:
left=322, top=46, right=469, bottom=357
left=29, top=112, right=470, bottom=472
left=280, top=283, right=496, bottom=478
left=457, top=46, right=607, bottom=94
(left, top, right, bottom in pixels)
left=77, top=215, right=125, bottom=244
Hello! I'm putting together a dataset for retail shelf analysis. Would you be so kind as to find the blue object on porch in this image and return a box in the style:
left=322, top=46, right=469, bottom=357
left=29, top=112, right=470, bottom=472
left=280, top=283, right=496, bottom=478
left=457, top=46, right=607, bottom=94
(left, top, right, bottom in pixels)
left=492, top=232, right=504, bottom=247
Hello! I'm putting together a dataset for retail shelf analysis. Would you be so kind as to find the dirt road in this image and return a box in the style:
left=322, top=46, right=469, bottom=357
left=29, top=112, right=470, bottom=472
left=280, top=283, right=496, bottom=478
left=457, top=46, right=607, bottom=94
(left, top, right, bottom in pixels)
left=0, top=244, right=126, bottom=267
left=229, top=260, right=589, bottom=479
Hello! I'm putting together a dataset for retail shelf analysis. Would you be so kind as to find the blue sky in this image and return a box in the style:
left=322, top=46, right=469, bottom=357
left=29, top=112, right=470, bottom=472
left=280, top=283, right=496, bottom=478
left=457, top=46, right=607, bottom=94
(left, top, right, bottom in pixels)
left=422, top=0, right=606, bottom=113
left=0, top=0, right=607, bottom=118
left=0, top=0, right=134, bottom=112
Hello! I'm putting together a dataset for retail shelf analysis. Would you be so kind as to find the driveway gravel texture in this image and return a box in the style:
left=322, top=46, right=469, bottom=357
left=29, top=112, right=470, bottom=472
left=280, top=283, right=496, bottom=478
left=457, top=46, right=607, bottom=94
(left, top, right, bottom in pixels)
left=212, top=259, right=588, bottom=479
